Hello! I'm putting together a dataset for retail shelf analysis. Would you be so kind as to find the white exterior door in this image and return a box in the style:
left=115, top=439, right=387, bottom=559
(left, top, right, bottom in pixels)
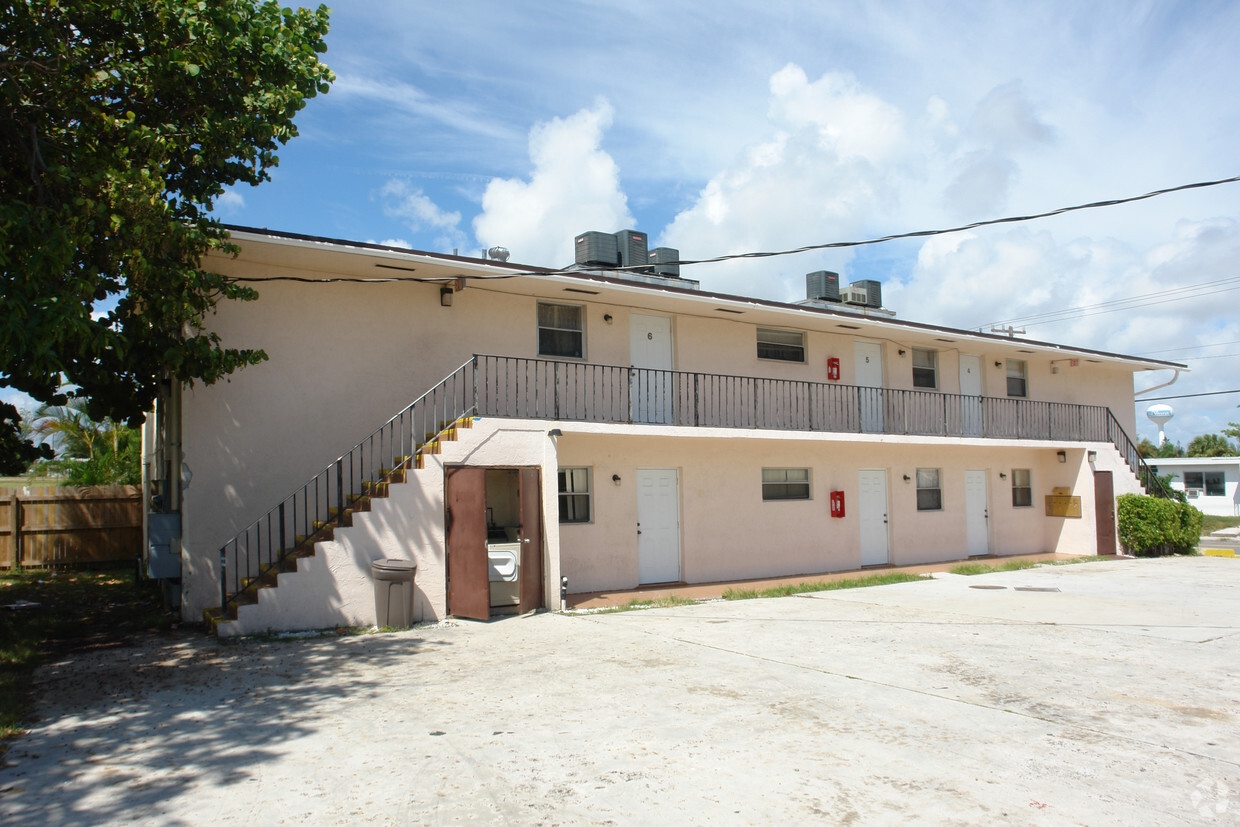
left=637, top=468, right=681, bottom=584
left=855, top=342, right=884, bottom=433
left=630, top=314, right=674, bottom=424
left=959, top=354, right=983, bottom=436
left=858, top=469, right=889, bottom=566
left=965, top=469, right=990, bottom=557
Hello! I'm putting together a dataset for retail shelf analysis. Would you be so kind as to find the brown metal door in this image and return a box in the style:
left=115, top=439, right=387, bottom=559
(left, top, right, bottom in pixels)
left=518, top=468, right=544, bottom=612
left=446, top=466, right=489, bottom=620
left=1094, top=470, right=1116, bottom=556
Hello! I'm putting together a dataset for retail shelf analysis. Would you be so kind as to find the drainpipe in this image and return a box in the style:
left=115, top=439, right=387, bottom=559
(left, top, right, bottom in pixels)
left=1133, top=369, right=1181, bottom=399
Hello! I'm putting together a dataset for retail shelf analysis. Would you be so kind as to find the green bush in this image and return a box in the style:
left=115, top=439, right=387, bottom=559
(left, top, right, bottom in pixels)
left=1116, top=493, right=1203, bottom=556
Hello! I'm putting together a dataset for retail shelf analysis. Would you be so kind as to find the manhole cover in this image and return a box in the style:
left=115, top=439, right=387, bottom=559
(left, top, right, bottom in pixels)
left=969, top=584, right=1006, bottom=590
left=1014, top=586, right=1061, bottom=592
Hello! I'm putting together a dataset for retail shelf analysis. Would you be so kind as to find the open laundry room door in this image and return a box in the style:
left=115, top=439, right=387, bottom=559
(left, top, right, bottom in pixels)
left=446, top=466, right=489, bottom=620
left=518, top=468, right=544, bottom=613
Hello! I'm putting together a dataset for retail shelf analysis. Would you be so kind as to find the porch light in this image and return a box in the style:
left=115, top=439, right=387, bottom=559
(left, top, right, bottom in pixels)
left=548, top=428, right=562, bottom=437
left=612, top=474, right=621, bottom=486
left=902, top=474, right=911, bottom=482
left=603, top=313, right=613, bottom=324
left=1087, top=451, right=1097, bottom=463
left=1057, top=451, right=1066, bottom=463
left=439, top=286, right=453, bottom=306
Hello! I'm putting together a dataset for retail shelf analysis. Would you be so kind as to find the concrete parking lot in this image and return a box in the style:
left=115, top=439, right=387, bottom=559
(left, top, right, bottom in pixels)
left=1, top=556, right=1237, bottom=825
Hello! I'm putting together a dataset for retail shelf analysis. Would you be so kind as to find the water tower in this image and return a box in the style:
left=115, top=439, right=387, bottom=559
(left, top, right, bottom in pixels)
left=1145, top=404, right=1174, bottom=447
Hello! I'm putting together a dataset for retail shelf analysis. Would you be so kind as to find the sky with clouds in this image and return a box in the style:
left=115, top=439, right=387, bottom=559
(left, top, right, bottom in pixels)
left=9, top=0, right=1239, bottom=447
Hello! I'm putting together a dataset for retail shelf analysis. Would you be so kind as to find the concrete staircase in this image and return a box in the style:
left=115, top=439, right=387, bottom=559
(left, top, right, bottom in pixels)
left=203, top=416, right=473, bottom=634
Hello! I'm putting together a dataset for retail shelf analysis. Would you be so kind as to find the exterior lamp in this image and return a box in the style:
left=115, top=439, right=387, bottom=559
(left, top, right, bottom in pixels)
left=1057, top=451, right=1067, bottom=463
left=612, top=474, right=622, bottom=486
left=440, top=286, right=453, bottom=306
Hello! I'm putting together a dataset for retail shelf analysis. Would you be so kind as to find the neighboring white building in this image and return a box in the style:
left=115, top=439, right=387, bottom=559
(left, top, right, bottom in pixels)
left=142, top=227, right=1184, bottom=636
left=1146, top=457, right=1240, bottom=516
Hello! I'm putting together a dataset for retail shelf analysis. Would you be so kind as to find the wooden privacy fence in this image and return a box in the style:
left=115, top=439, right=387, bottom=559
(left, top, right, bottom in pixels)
left=0, top=485, right=142, bottom=568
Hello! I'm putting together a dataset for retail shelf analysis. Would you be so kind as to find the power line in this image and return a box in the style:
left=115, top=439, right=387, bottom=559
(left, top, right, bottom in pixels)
left=225, top=173, right=1240, bottom=285
left=1140, top=389, right=1240, bottom=401
left=1140, top=339, right=1240, bottom=356
left=981, top=275, right=1240, bottom=329
left=669, top=173, right=1240, bottom=268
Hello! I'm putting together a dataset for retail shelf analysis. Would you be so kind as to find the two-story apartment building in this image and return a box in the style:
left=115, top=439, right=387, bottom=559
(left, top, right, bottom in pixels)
left=145, top=227, right=1180, bottom=635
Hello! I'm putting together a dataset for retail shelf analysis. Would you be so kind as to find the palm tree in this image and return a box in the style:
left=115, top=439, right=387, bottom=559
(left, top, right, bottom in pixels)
left=31, top=399, right=141, bottom=485
left=1185, top=432, right=1239, bottom=458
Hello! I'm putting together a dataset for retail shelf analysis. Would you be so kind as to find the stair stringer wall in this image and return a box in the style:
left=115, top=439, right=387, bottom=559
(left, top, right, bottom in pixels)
left=1047, top=442, right=1146, bottom=556
left=217, top=418, right=561, bottom=637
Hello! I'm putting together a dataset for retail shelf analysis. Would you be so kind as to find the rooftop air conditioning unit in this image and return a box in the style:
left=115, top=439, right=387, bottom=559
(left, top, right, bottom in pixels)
left=649, top=247, right=681, bottom=278
left=575, top=231, right=619, bottom=267
left=839, top=285, right=869, bottom=305
left=806, top=270, right=840, bottom=302
left=850, top=279, right=882, bottom=308
left=615, top=229, right=649, bottom=269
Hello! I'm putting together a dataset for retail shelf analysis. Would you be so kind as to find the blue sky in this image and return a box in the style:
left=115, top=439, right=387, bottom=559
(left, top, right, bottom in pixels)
left=9, top=0, right=1240, bottom=446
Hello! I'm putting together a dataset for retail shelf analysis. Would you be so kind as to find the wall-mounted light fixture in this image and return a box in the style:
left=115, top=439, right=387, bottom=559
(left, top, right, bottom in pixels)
left=897, top=349, right=906, bottom=356
left=994, top=360, right=1003, bottom=368
left=612, top=474, right=622, bottom=486
left=999, top=472, right=1007, bottom=480
left=603, top=313, right=613, bottom=324
left=548, top=428, right=562, bottom=437
left=439, top=286, right=453, bottom=307
left=902, top=474, right=911, bottom=482
left=1057, top=450, right=1066, bottom=463
left=1087, top=451, right=1097, bottom=463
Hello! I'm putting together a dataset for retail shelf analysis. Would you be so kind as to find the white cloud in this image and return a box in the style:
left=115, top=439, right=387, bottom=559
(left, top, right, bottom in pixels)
left=377, top=181, right=465, bottom=252
left=369, top=238, right=413, bottom=249
left=215, top=188, right=245, bottom=216
left=472, top=100, right=634, bottom=268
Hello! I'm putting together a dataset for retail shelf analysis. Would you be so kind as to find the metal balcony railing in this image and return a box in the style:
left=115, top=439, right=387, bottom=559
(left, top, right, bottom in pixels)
left=217, top=353, right=1168, bottom=621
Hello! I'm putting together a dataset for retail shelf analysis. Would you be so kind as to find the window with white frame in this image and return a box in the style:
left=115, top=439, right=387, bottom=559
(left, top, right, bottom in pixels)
left=538, top=302, right=584, bottom=359
left=916, top=468, right=942, bottom=511
left=1011, top=468, right=1032, bottom=507
left=1006, top=359, right=1027, bottom=398
left=912, top=348, right=937, bottom=389
left=558, top=467, right=591, bottom=523
left=756, top=327, right=806, bottom=363
left=762, top=468, right=810, bottom=500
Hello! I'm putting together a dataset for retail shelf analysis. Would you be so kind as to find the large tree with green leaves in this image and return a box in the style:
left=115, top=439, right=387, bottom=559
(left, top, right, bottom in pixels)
left=0, top=402, right=53, bottom=475
left=1, top=0, right=333, bottom=424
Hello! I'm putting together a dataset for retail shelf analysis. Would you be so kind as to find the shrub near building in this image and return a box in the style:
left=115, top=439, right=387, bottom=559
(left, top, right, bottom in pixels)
left=1116, top=494, right=1203, bottom=556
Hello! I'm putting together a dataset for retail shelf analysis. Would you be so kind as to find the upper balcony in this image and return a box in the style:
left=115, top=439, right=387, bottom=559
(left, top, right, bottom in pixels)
left=475, top=355, right=1114, bottom=443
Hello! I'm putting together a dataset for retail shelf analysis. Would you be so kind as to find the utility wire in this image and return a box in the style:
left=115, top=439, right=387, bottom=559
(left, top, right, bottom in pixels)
left=1140, top=339, right=1240, bottom=356
left=667, top=173, right=1240, bottom=268
left=226, top=173, right=1240, bottom=285
left=1140, top=389, right=1240, bottom=401
left=983, top=275, right=1240, bottom=328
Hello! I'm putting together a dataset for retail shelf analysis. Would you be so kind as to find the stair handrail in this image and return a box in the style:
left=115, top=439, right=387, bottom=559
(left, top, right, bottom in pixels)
left=217, top=356, right=478, bottom=621
left=1106, top=409, right=1172, bottom=499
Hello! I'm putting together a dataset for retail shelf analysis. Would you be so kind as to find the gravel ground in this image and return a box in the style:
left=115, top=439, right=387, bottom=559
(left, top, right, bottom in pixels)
left=0, top=556, right=1237, bottom=825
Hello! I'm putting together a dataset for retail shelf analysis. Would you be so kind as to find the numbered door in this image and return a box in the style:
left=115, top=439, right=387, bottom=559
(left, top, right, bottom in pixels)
left=959, top=354, right=983, bottom=436
left=855, top=342, right=884, bottom=433
left=637, top=468, right=681, bottom=584
left=858, top=469, right=890, bottom=566
left=965, top=469, right=990, bottom=557
left=630, top=314, right=674, bottom=424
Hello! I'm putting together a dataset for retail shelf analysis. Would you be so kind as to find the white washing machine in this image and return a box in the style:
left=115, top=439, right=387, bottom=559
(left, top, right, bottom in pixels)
left=487, top=541, right=520, bottom=607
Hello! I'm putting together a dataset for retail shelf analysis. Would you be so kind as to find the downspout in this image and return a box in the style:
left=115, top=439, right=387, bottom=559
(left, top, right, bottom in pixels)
left=1133, top=369, right=1181, bottom=398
